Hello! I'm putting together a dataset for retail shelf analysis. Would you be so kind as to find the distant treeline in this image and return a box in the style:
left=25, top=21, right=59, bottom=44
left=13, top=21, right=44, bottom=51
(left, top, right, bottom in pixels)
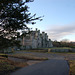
left=52, top=41, right=75, bottom=48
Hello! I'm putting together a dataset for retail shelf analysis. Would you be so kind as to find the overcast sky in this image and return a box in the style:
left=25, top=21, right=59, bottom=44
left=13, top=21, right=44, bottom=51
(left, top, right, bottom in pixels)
left=27, top=0, right=75, bottom=41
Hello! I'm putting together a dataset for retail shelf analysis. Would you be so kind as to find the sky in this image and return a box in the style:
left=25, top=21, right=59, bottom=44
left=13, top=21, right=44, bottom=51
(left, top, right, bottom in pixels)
left=27, top=0, right=75, bottom=41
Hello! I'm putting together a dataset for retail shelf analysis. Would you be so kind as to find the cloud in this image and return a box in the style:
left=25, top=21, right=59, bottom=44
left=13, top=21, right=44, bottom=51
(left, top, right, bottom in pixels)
left=45, top=23, right=75, bottom=41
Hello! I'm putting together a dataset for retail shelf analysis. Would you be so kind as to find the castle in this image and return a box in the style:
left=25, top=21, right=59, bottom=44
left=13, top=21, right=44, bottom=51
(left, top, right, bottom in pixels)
left=18, top=28, right=53, bottom=49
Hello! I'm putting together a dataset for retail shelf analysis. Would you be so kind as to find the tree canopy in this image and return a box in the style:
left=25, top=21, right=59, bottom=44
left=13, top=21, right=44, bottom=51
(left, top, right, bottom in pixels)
left=0, top=0, right=43, bottom=49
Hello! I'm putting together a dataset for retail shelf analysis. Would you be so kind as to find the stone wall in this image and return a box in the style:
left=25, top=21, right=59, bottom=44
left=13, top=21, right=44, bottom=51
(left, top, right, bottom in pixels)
left=49, top=48, right=75, bottom=52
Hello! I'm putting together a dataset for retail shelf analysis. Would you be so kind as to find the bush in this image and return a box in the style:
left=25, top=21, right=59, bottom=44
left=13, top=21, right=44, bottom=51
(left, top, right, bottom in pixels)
left=0, top=60, right=15, bottom=74
left=0, top=54, right=8, bottom=58
left=71, top=46, right=75, bottom=48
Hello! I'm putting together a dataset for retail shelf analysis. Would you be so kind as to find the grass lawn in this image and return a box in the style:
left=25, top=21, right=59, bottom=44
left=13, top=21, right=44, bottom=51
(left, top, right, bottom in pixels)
left=1, top=49, right=75, bottom=75
left=47, top=52, right=75, bottom=54
left=69, top=60, right=75, bottom=75
left=8, top=53, right=48, bottom=60
left=18, top=47, right=74, bottom=53
left=19, top=50, right=75, bottom=54
left=21, top=50, right=48, bottom=53
left=39, top=47, right=71, bottom=49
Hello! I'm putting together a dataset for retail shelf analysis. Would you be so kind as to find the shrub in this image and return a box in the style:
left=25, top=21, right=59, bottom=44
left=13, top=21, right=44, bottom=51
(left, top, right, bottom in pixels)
left=0, top=54, right=8, bottom=58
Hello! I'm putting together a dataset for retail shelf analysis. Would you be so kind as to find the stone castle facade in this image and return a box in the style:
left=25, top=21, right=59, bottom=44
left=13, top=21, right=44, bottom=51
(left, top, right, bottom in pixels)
left=18, top=29, right=53, bottom=49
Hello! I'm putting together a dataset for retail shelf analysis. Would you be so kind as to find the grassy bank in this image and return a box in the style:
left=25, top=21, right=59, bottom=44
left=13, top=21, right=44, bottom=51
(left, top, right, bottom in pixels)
left=0, top=56, right=15, bottom=74
left=69, top=60, right=75, bottom=75
left=0, top=55, right=28, bottom=75
left=0, top=53, right=8, bottom=58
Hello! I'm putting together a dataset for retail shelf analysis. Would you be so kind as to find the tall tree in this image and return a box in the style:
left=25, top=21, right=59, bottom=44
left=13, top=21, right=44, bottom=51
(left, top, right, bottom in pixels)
left=0, top=0, right=43, bottom=49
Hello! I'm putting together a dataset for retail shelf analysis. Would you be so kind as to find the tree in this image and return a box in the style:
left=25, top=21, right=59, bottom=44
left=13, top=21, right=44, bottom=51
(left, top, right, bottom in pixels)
left=0, top=0, right=43, bottom=50
left=0, top=36, right=11, bottom=50
left=60, top=39, right=70, bottom=43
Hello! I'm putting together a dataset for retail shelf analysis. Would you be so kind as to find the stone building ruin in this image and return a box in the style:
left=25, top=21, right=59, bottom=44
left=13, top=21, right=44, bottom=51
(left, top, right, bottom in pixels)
left=18, top=28, right=53, bottom=49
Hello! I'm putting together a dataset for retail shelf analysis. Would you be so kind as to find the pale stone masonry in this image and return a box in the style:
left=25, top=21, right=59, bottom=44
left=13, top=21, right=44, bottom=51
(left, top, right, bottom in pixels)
left=18, top=28, right=53, bottom=49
